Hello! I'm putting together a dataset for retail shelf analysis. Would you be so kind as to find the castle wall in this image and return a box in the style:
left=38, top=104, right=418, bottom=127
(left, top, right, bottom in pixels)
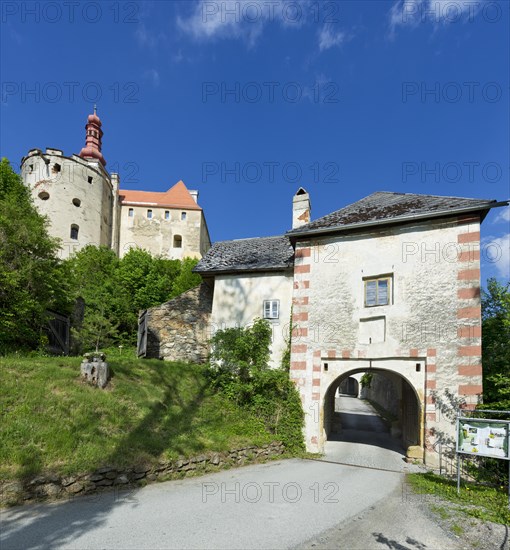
left=21, top=149, right=113, bottom=259
left=118, top=204, right=209, bottom=260
left=289, top=215, right=482, bottom=464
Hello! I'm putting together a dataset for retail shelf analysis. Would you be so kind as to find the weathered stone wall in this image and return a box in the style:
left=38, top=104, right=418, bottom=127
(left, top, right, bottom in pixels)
left=364, top=372, right=402, bottom=419
left=0, top=442, right=285, bottom=506
left=118, top=204, right=209, bottom=260
left=143, top=282, right=213, bottom=363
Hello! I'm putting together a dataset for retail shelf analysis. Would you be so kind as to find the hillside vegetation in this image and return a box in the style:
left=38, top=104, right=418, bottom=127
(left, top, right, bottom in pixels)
left=0, top=351, right=278, bottom=481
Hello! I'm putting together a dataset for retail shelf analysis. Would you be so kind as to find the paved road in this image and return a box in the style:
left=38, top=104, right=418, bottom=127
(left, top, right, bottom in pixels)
left=324, top=395, right=409, bottom=472
left=1, top=396, right=458, bottom=550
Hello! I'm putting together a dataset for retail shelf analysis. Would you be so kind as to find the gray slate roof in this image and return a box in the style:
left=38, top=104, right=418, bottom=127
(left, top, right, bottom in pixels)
left=194, top=235, right=294, bottom=274
left=286, top=191, right=500, bottom=236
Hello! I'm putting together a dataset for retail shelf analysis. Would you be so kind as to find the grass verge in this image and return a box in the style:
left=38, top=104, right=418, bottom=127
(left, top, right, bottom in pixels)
left=0, top=350, right=277, bottom=481
left=407, top=471, right=510, bottom=526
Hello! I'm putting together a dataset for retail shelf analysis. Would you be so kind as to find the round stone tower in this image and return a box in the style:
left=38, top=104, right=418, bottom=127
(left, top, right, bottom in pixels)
left=20, top=108, right=116, bottom=259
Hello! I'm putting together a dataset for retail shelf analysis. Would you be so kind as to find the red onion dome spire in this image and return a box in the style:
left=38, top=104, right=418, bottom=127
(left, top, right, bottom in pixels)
left=79, top=105, right=106, bottom=166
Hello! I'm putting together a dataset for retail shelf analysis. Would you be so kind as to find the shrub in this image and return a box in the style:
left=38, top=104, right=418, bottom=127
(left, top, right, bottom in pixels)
left=209, top=319, right=304, bottom=452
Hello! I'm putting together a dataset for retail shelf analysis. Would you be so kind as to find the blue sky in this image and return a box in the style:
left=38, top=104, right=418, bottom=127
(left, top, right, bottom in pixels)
left=1, top=0, right=509, bottom=282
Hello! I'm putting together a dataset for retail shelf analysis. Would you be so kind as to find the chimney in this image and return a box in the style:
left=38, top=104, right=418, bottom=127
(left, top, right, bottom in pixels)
left=189, top=190, right=199, bottom=204
left=292, top=187, right=311, bottom=229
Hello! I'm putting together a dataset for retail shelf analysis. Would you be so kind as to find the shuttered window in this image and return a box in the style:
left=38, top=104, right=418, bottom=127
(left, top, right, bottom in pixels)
left=364, top=277, right=391, bottom=307
left=263, top=300, right=279, bottom=319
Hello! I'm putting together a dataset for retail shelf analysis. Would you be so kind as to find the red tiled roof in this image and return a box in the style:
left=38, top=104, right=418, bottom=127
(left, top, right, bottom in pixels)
left=118, top=180, right=201, bottom=210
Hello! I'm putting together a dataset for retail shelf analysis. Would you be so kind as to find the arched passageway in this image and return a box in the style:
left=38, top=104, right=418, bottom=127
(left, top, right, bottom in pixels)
left=337, top=376, right=359, bottom=397
left=322, top=368, right=422, bottom=468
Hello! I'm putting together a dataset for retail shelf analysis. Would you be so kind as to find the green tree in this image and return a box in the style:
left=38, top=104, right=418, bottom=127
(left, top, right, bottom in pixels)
left=481, top=278, right=510, bottom=406
left=115, top=248, right=181, bottom=340
left=0, top=158, right=69, bottom=352
left=66, top=245, right=121, bottom=351
left=66, top=246, right=202, bottom=351
left=170, top=257, right=201, bottom=298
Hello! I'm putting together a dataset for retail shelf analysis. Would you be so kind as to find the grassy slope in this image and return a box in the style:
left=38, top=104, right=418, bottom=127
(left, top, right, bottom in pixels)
left=0, top=351, right=274, bottom=481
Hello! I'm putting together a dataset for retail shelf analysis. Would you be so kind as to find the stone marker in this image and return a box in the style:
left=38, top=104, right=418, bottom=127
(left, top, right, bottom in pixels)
left=80, top=353, right=109, bottom=388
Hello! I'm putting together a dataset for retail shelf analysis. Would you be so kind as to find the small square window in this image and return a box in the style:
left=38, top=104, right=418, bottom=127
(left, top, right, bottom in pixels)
left=128, top=208, right=134, bottom=217
left=181, top=212, right=187, bottom=221
left=147, top=209, right=153, bottom=219
left=364, top=276, right=391, bottom=307
left=263, top=300, right=279, bottom=319
left=165, top=211, right=170, bottom=220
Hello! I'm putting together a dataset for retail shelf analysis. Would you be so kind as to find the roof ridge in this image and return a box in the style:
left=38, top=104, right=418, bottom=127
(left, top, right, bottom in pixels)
left=212, top=235, right=287, bottom=245
left=368, top=190, right=496, bottom=202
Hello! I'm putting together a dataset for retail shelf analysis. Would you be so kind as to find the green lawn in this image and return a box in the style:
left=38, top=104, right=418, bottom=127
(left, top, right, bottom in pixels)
left=407, top=472, right=510, bottom=526
left=0, top=350, right=274, bottom=481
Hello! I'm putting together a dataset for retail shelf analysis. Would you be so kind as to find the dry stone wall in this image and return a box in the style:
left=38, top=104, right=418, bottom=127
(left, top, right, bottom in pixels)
left=143, top=282, right=213, bottom=363
left=0, top=442, right=285, bottom=506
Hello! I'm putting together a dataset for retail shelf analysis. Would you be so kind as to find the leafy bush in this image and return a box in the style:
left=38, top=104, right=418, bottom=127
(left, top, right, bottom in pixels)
left=209, top=319, right=304, bottom=453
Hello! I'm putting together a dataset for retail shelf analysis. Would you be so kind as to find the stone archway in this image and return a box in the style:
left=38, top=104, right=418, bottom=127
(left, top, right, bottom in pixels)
left=311, top=358, right=425, bottom=460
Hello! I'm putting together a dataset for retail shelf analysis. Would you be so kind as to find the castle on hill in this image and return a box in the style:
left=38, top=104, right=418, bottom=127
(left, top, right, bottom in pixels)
left=20, top=109, right=211, bottom=260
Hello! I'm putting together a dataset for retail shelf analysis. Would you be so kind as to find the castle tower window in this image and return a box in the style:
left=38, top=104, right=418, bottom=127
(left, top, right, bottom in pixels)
left=38, top=191, right=49, bottom=200
left=70, top=224, right=79, bottom=240
left=53, top=163, right=61, bottom=173
left=147, top=209, right=153, bottom=219
left=173, top=235, right=182, bottom=248
left=28, top=164, right=34, bottom=173
left=72, top=198, right=81, bottom=207
left=128, top=208, right=134, bottom=217
left=181, top=212, right=187, bottom=221
left=88, top=176, right=93, bottom=184
left=165, top=211, right=170, bottom=220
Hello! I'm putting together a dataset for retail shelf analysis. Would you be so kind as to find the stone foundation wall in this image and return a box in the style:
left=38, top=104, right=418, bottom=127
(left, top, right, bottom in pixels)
left=0, top=442, right=285, bottom=506
left=143, top=282, right=213, bottom=363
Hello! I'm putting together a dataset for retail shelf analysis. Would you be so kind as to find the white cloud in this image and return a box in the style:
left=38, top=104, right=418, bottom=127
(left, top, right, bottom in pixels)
left=494, top=205, right=510, bottom=224
left=483, top=233, right=510, bottom=280
left=144, top=69, right=160, bottom=87
left=388, top=0, right=486, bottom=37
left=176, top=0, right=310, bottom=47
left=135, top=23, right=167, bottom=49
left=318, top=23, right=345, bottom=51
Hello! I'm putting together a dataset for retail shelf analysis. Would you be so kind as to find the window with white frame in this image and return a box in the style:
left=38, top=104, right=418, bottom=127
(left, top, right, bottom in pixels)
left=364, top=276, right=392, bottom=307
left=263, top=300, right=279, bottom=319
